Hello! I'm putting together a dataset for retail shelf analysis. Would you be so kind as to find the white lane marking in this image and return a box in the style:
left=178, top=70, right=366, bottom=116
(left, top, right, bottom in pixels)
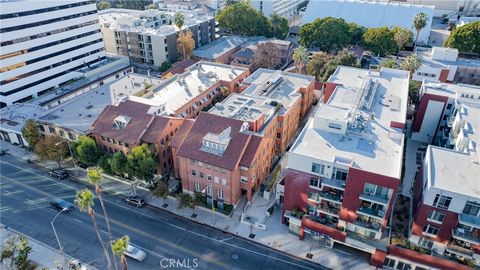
left=100, top=229, right=108, bottom=234
left=73, top=218, right=83, bottom=224
left=220, top=237, right=233, bottom=242
left=48, top=208, right=57, bottom=213
left=1, top=160, right=316, bottom=270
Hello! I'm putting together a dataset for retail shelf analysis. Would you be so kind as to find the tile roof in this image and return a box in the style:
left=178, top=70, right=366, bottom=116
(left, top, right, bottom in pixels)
left=169, top=119, right=195, bottom=149
left=176, top=112, right=252, bottom=170
left=141, top=116, right=183, bottom=144
left=240, top=135, right=262, bottom=167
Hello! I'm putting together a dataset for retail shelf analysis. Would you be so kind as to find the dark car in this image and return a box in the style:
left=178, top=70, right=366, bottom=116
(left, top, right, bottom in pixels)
left=125, top=196, right=145, bottom=207
left=49, top=169, right=68, bottom=179
left=50, top=199, right=74, bottom=211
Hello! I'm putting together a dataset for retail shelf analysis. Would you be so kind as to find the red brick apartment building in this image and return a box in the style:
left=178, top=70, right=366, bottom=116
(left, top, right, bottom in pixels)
left=170, top=112, right=275, bottom=207
left=281, top=67, right=410, bottom=266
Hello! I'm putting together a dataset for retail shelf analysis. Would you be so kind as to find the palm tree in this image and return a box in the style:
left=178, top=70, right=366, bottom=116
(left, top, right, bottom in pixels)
left=400, top=55, right=422, bottom=75
left=394, top=28, right=412, bottom=59
left=413, top=12, right=429, bottom=49
left=75, top=189, right=113, bottom=270
left=292, top=46, right=308, bottom=74
left=87, top=167, right=117, bottom=270
left=174, top=12, right=185, bottom=30
left=111, top=236, right=130, bottom=270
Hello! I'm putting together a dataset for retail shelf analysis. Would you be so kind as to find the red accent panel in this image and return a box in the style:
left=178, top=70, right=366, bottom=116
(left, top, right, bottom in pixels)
left=387, top=245, right=472, bottom=270
left=282, top=168, right=313, bottom=220
left=411, top=204, right=458, bottom=244
left=412, top=94, right=448, bottom=133
left=340, top=168, right=399, bottom=226
left=323, top=82, right=341, bottom=103
left=390, top=121, right=405, bottom=129
left=314, top=81, right=323, bottom=91
left=302, top=217, right=347, bottom=242
left=439, top=69, right=450, bottom=82
left=370, top=249, right=387, bottom=267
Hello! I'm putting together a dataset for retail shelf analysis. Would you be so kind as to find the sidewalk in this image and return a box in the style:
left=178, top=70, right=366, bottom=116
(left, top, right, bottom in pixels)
left=0, top=225, right=96, bottom=270
left=1, top=142, right=372, bottom=269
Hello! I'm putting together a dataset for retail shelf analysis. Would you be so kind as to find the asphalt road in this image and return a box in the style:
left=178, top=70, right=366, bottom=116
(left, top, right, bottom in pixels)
left=0, top=154, right=326, bottom=270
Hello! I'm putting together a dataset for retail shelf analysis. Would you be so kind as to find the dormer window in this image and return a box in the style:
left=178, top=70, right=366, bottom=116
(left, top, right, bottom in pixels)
left=200, top=127, right=232, bottom=156
left=114, top=115, right=131, bottom=129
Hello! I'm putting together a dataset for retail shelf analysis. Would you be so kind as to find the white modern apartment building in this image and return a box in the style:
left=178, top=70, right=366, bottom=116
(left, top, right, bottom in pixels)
left=250, top=0, right=304, bottom=19
left=0, top=0, right=106, bottom=107
left=99, top=9, right=216, bottom=67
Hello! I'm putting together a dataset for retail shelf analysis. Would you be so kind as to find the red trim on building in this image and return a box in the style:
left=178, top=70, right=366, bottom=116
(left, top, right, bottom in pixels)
left=439, top=69, right=450, bottom=82
left=370, top=249, right=387, bottom=267
left=323, top=82, right=341, bottom=103
left=412, top=93, right=448, bottom=133
left=390, top=121, right=405, bottom=129
left=387, top=245, right=472, bottom=270
left=302, top=217, right=347, bottom=242
left=282, top=168, right=315, bottom=220
left=411, top=204, right=458, bottom=244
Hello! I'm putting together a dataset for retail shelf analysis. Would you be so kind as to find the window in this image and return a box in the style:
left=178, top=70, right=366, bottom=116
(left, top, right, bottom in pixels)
left=277, top=133, right=281, bottom=139
left=241, top=176, right=248, bottom=184
left=101, top=136, right=105, bottom=141
left=207, top=186, right=212, bottom=196
left=221, top=178, right=227, bottom=186
left=334, top=169, right=348, bottom=181
left=39, top=125, right=45, bottom=132
left=432, top=194, right=452, bottom=209
left=207, top=174, right=212, bottom=181
left=221, top=168, right=226, bottom=174
left=198, top=162, right=203, bottom=167
left=311, top=163, right=324, bottom=174
left=59, top=130, right=65, bottom=136
left=463, top=201, right=480, bottom=216
left=423, top=224, right=440, bottom=236
left=309, top=178, right=319, bottom=188
left=427, top=210, right=446, bottom=224
left=206, top=164, right=211, bottom=169
left=446, top=104, right=452, bottom=110
left=49, top=127, right=56, bottom=134
left=218, top=189, right=224, bottom=199
left=191, top=169, right=196, bottom=176
left=194, top=182, right=201, bottom=192
left=328, top=123, right=342, bottom=130
left=383, top=258, right=396, bottom=268
left=191, top=159, right=195, bottom=165
left=418, top=237, right=433, bottom=249
left=199, top=172, right=204, bottom=178
left=395, top=262, right=412, bottom=270
left=214, top=176, right=219, bottom=184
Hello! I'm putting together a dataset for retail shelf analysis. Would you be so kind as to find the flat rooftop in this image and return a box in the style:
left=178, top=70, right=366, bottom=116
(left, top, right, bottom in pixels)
left=193, top=36, right=247, bottom=60
left=289, top=67, right=410, bottom=178
left=242, top=69, right=311, bottom=110
left=129, top=61, right=247, bottom=116
left=208, top=93, right=276, bottom=122
left=417, top=47, right=480, bottom=69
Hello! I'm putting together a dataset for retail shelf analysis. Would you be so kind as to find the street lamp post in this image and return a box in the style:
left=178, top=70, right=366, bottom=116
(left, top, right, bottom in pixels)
left=51, top=208, right=69, bottom=268
left=55, top=140, right=78, bottom=175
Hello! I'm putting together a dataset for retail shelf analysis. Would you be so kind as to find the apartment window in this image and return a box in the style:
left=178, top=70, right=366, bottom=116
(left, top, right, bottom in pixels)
left=194, top=182, right=201, bottom=192
left=383, top=258, right=396, bottom=268
left=199, top=172, right=204, bottom=178
left=213, top=166, right=219, bottom=172
left=463, top=201, right=480, bottom=216
left=395, top=262, right=412, bottom=270
left=446, top=104, right=452, bottom=110
left=218, top=189, right=224, bottom=199
left=417, top=237, right=433, bottom=249
left=276, top=133, right=281, bottom=139
left=432, top=194, right=452, bottom=209
left=207, top=186, right=212, bottom=196
left=423, top=224, right=440, bottom=236
left=214, top=176, right=219, bottom=184
left=334, top=169, right=348, bottom=181
left=240, top=176, right=248, bottom=184
left=125, top=143, right=129, bottom=148
left=49, top=127, right=56, bottom=134
left=427, top=210, right=446, bottom=224
left=221, top=168, right=226, bottom=174
left=59, top=130, right=65, bottom=137
left=191, top=169, right=196, bottom=176
left=39, top=125, right=45, bottom=132
left=101, top=136, right=105, bottom=141
left=207, top=174, right=212, bottom=181
left=311, top=162, right=324, bottom=174
left=328, top=123, right=342, bottom=130
left=221, top=178, right=227, bottom=186
left=206, top=164, right=211, bottom=169
left=309, top=178, right=319, bottom=188
left=191, top=159, right=195, bottom=165
left=198, top=162, right=203, bottom=167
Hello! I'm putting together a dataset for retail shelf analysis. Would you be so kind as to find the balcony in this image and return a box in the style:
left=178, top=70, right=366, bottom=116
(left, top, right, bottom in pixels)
left=452, top=228, right=480, bottom=245
left=318, top=191, right=343, bottom=204
left=317, top=204, right=340, bottom=217
left=446, top=243, right=474, bottom=258
left=307, top=192, right=320, bottom=203
left=359, top=192, right=389, bottom=206
left=354, top=219, right=382, bottom=233
left=356, top=207, right=385, bottom=220
left=321, top=178, right=346, bottom=191
left=459, top=213, right=480, bottom=229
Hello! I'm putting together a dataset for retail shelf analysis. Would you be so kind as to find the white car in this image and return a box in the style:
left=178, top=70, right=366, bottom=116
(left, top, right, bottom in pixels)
left=124, top=244, right=147, bottom=261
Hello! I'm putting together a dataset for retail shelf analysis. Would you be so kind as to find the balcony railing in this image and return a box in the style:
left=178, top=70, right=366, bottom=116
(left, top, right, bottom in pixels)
left=318, top=192, right=343, bottom=204
left=308, top=192, right=320, bottom=203
left=357, top=207, right=385, bottom=219
left=452, top=229, right=480, bottom=245
left=359, top=192, right=389, bottom=205
left=459, top=213, right=480, bottom=229
left=317, top=204, right=340, bottom=217
left=321, top=178, right=346, bottom=190
left=446, top=243, right=474, bottom=257
left=354, top=219, right=382, bottom=232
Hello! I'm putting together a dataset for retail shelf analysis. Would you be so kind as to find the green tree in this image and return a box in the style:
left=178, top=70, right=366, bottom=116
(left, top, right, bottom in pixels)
left=158, top=61, right=172, bottom=72
left=216, top=2, right=271, bottom=36
left=177, top=30, right=195, bottom=60
left=75, top=189, right=113, bottom=270
left=400, top=55, right=422, bottom=75
left=413, top=12, right=429, bottom=46
left=193, top=192, right=205, bottom=216
left=299, top=17, right=351, bottom=51
left=174, top=12, right=185, bottom=30
left=13, top=237, right=32, bottom=270
left=270, top=14, right=289, bottom=39
left=152, top=181, right=169, bottom=202
left=409, top=80, right=422, bottom=104
left=111, top=235, right=130, bottom=270
left=34, top=135, right=69, bottom=169
left=381, top=59, right=396, bottom=68
left=109, top=151, right=127, bottom=176
left=348, top=23, right=366, bottom=45
left=444, top=21, right=480, bottom=54
left=74, top=135, right=101, bottom=166
left=126, top=144, right=157, bottom=182
left=87, top=167, right=117, bottom=270
left=98, top=155, right=112, bottom=174
left=292, top=46, right=308, bottom=73
left=306, top=52, right=333, bottom=81
left=0, top=235, right=20, bottom=268
left=363, top=27, right=397, bottom=56
left=146, top=3, right=157, bottom=9
left=393, top=27, right=413, bottom=59
left=21, top=119, right=41, bottom=149
left=176, top=193, right=194, bottom=212
left=97, top=1, right=111, bottom=10
left=320, top=50, right=357, bottom=82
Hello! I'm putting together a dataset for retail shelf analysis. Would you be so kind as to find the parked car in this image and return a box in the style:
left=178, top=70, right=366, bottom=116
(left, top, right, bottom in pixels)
left=125, top=196, right=145, bottom=207
left=124, top=244, right=147, bottom=261
left=49, top=169, right=68, bottom=179
left=50, top=199, right=74, bottom=211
